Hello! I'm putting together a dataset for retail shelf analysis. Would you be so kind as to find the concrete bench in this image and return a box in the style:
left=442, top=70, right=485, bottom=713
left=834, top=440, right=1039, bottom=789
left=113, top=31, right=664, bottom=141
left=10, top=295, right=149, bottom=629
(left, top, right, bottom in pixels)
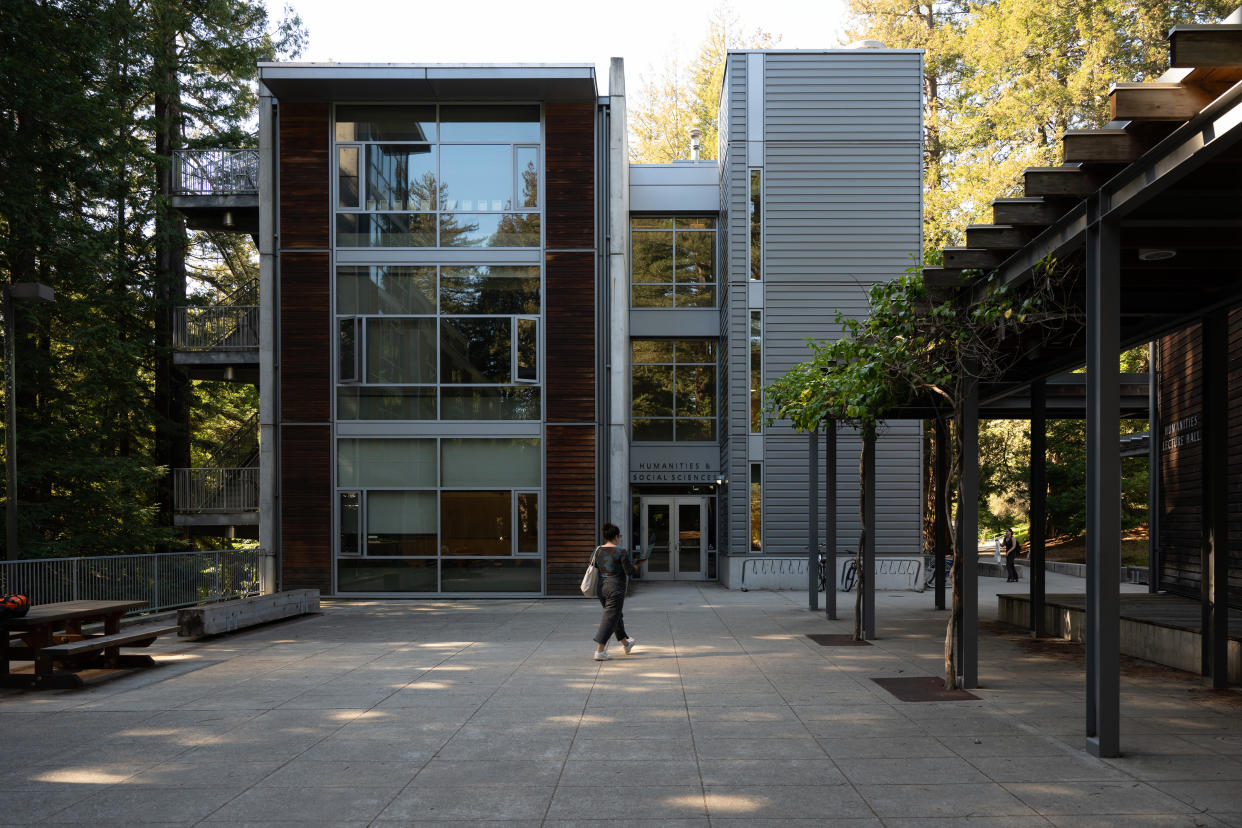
left=177, top=589, right=319, bottom=638
left=37, top=623, right=180, bottom=673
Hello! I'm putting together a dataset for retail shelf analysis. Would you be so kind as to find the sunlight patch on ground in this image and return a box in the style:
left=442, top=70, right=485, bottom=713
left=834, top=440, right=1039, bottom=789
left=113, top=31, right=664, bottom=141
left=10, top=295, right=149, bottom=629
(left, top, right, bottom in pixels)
left=34, top=769, right=132, bottom=784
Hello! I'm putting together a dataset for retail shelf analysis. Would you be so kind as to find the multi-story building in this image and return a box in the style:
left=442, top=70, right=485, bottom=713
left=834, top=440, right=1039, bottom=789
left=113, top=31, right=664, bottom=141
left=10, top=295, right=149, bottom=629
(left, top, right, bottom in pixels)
left=195, top=49, right=925, bottom=596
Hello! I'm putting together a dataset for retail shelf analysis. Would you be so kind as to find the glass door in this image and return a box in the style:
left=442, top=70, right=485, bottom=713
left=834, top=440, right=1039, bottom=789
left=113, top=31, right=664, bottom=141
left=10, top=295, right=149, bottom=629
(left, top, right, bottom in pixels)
left=640, top=497, right=706, bottom=580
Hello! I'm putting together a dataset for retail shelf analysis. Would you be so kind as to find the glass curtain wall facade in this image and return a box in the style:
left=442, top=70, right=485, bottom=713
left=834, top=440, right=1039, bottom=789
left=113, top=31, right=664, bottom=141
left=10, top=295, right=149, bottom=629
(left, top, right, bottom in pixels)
left=332, top=105, right=545, bottom=594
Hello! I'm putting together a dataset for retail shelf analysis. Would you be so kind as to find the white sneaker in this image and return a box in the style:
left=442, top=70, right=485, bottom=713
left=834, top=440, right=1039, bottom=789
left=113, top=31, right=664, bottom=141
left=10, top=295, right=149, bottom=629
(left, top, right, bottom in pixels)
left=623, top=637, right=636, bottom=655
left=593, top=649, right=610, bottom=661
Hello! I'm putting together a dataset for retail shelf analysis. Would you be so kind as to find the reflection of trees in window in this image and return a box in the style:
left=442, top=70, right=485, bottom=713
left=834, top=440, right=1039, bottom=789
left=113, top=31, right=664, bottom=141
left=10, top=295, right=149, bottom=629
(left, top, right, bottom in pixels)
left=441, top=318, right=511, bottom=383
left=631, top=338, right=717, bottom=442
left=440, top=266, right=539, bottom=314
left=631, top=217, right=716, bottom=307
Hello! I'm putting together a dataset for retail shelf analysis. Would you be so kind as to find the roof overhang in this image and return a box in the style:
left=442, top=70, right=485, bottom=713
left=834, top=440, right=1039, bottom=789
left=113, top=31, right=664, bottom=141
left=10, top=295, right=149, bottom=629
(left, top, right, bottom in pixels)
left=258, top=63, right=599, bottom=103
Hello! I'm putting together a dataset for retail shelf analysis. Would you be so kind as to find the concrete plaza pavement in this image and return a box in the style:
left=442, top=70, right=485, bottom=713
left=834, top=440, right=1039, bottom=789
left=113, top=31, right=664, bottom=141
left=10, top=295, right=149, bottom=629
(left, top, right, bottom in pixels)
left=2, top=574, right=1241, bottom=826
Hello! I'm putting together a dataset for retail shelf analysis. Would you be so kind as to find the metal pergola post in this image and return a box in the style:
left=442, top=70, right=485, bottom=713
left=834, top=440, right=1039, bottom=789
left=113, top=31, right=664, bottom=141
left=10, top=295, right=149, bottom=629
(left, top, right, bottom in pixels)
left=1030, top=378, right=1047, bottom=637
left=808, top=429, right=819, bottom=612
left=934, top=418, right=949, bottom=610
left=1148, top=341, right=1160, bottom=594
left=824, top=420, right=837, bottom=620
left=1202, top=310, right=1229, bottom=689
left=1085, top=195, right=1121, bottom=758
left=862, top=429, right=876, bottom=640
left=958, top=381, right=979, bottom=688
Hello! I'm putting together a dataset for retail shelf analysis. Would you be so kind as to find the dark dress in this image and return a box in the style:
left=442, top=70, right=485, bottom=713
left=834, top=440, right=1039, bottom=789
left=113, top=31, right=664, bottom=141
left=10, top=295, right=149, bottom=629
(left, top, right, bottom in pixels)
left=1003, top=535, right=1019, bottom=581
left=592, top=545, right=638, bottom=645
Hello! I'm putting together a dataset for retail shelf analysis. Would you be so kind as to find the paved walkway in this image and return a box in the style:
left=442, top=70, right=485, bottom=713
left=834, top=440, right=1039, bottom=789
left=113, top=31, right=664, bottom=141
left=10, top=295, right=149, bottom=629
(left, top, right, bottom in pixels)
left=3, top=576, right=1241, bottom=826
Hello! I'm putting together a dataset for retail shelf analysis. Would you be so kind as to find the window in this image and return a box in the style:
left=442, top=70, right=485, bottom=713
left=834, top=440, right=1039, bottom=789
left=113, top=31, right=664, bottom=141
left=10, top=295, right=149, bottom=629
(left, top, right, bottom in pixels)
left=631, top=217, right=716, bottom=308
left=631, top=339, right=716, bottom=442
left=336, top=265, right=541, bottom=421
left=749, top=170, right=762, bottom=281
left=336, top=437, right=542, bottom=593
left=750, top=462, right=763, bottom=552
left=335, top=105, right=540, bottom=248
left=750, top=311, right=762, bottom=432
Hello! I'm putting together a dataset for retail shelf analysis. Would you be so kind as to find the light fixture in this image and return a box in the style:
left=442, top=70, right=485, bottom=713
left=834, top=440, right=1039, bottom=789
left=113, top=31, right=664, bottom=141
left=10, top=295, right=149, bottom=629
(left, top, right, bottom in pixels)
left=222, top=210, right=234, bottom=228
left=1138, top=247, right=1176, bottom=262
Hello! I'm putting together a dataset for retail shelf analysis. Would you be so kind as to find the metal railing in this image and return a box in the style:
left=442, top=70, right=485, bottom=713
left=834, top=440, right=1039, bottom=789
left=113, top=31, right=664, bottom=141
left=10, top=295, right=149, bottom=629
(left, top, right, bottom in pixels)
left=175, top=305, right=259, bottom=350
left=174, top=467, right=259, bottom=513
left=172, top=148, right=259, bottom=196
left=0, top=549, right=266, bottom=614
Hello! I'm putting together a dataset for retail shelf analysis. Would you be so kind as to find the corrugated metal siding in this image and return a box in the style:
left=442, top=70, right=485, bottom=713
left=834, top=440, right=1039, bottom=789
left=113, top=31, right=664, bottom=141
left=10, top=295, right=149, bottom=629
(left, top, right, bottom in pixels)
left=764, top=53, right=922, bottom=141
left=758, top=51, right=923, bottom=557
left=765, top=423, right=923, bottom=556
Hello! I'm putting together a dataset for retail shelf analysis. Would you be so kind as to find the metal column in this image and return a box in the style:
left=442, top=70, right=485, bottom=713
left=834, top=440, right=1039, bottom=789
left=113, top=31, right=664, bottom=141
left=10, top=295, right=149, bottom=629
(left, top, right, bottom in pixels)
left=1202, top=310, right=1229, bottom=689
left=808, top=429, right=819, bottom=611
left=824, top=420, right=838, bottom=620
left=1030, top=378, right=1047, bottom=637
left=1085, top=196, right=1121, bottom=758
left=1148, top=341, right=1160, bottom=593
left=958, top=381, right=979, bottom=688
left=862, top=428, right=876, bottom=640
left=934, top=418, right=949, bottom=610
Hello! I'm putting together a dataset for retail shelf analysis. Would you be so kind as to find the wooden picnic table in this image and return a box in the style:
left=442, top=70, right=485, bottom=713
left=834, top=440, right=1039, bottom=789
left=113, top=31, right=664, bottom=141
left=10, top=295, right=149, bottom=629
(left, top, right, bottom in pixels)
left=0, top=599, right=172, bottom=689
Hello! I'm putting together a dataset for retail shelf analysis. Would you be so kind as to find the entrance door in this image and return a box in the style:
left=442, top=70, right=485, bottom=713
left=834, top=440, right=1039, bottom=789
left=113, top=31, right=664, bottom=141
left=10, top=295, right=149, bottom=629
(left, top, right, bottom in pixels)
left=640, top=497, right=706, bottom=580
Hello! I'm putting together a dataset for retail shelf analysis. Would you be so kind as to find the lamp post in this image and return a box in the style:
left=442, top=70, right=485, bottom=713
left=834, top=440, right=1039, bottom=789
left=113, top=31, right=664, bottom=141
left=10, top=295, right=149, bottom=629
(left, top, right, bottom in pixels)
left=4, top=282, right=55, bottom=560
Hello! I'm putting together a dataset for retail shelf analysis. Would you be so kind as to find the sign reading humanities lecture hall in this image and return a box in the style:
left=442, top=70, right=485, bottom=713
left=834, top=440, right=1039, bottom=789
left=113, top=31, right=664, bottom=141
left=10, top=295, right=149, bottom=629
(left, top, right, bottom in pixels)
left=629, top=446, right=719, bottom=484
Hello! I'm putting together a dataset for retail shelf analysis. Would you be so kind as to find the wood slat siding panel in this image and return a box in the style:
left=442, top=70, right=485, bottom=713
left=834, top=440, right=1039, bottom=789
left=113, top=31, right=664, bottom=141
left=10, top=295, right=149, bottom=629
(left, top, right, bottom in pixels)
left=545, top=425, right=596, bottom=595
left=545, top=251, right=595, bottom=422
left=1159, top=320, right=1242, bottom=609
left=544, top=102, right=595, bottom=250
left=281, top=425, right=331, bottom=593
left=279, top=103, right=330, bottom=250
left=280, top=252, right=330, bottom=422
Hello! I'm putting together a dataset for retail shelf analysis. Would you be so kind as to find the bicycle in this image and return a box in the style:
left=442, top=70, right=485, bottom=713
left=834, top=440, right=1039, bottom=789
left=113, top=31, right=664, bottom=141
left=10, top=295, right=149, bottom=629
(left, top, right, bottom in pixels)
left=840, top=554, right=858, bottom=592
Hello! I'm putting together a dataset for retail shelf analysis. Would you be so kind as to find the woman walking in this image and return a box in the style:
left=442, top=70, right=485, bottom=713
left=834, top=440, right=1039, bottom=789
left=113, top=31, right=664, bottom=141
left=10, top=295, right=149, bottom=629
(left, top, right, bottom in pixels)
left=1002, top=528, right=1020, bottom=582
left=592, top=522, right=639, bottom=661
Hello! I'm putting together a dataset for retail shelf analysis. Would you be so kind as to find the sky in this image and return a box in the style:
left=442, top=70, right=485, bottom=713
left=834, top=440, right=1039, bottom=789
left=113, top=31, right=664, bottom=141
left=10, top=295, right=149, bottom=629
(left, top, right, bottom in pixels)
left=265, top=0, right=852, bottom=95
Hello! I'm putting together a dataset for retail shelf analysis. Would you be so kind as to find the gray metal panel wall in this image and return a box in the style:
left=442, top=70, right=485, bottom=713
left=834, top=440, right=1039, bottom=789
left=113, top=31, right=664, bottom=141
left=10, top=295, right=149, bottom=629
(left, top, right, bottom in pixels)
left=766, top=423, right=923, bottom=556
left=751, top=50, right=923, bottom=556
left=722, top=53, right=752, bottom=555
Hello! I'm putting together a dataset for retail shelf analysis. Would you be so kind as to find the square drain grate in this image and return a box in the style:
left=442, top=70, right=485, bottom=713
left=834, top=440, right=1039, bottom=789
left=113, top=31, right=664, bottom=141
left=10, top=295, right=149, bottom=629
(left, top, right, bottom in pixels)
left=872, top=676, right=979, bottom=702
left=806, top=633, right=872, bottom=646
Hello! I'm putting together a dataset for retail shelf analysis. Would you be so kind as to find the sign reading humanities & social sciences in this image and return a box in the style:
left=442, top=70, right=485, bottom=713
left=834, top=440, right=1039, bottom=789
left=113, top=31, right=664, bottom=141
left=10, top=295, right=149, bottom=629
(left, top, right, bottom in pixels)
left=629, top=446, right=720, bottom=484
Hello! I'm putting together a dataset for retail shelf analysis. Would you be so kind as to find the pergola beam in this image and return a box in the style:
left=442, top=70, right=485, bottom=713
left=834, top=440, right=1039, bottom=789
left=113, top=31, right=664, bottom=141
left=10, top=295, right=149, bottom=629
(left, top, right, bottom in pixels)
left=1170, top=24, right=1242, bottom=68
left=1062, top=129, right=1148, bottom=164
left=992, top=197, right=1064, bottom=227
left=1110, top=82, right=1216, bottom=122
left=965, top=224, right=1029, bottom=251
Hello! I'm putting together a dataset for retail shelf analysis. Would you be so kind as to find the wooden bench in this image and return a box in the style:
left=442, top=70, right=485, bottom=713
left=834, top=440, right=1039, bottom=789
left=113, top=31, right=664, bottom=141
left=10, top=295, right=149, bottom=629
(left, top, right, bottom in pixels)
left=177, top=589, right=318, bottom=638
left=36, top=623, right=180, bottom=674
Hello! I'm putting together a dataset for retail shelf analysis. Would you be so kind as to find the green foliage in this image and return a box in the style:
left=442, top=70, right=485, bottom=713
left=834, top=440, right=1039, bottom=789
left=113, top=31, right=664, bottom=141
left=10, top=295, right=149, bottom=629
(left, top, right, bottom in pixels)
left=629, top=3, right=778, bottom=163
left=0, top=0, right=303, bottom=557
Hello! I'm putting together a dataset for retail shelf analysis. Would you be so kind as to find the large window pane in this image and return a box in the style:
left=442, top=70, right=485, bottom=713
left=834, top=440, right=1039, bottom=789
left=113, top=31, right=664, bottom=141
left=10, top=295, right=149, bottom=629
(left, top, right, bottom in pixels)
left=441, top=438, right=540, bottom=487
left=750, top=311, right=762, bottom=433
left=366, top=318, right=436, bottom=383
left=338, top=147, right=359, bottom=208
left=366, top=145, right=436, bottom=210
left=516, top=146, right=539, bottom=208
left=338, top=386, right=435, bottom=420
left=632, top=232, right=674, bottom=284
left=676, top=365, right=715, bottom=417
left=440, top=318, right=510, bottom=383
left=337, top=266, right=436, bottom=315
left=632, top=340, right=674, bottom=363
left=632, top=365, right=673, bottom=417
left=340, top=492, right=359, bottom=556
left=632, top=284, right=675, bottom=308
left=516, top=319, right=537, bottom=381
left=676, top=340, right=715, bottom=363
left=337, top=212, right=436, bottom=247
left=441, top=491, right=511, bottom=555
left=632, top=418, right=674, bottom=441
left=441, top=213, right=539, bottom=248
left=441, top=145, right=512, bottom=210
left=335, top=105, right=436, bottom=142
left=517, top=493, right=539, bottom=555
left=441, top=559, right=540, bottom=592
left=439, top=386, right=540, bottom=420
left=338, top=438, right=436, bottom=487
left=440, top=266, right=539, bottom=314
left=367, top=491, right=436, bottom=556
left=337, top=558, right=436, bottom=592
left=440, top=105, right=540, bottom=142
left=677, top=418, right=716, bottom=442
left=339, top=318, right=357, bottom=383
